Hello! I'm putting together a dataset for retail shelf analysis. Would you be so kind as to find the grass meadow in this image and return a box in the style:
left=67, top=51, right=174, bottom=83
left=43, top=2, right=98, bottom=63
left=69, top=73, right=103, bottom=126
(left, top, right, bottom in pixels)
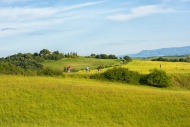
left=0, top=75, right=190, bottom=127
left=123, top=60, right=190, bottom=74
left=43, top=57, right=121, bottom=71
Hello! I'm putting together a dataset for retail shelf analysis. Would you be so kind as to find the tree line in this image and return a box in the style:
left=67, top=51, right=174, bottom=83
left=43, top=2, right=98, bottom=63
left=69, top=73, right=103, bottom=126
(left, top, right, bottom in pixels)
left=151, top=55, right=190, bottom=62
left=89, top=54, right=118, bottom=59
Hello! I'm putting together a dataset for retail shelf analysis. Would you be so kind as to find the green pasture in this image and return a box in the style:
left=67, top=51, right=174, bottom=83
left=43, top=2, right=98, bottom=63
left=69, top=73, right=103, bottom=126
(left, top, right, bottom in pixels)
left=0, top=75, right=190, bottom=127
left=42, top=57, right=121, bottom=71
left=123, top=60, right=190, bottom=74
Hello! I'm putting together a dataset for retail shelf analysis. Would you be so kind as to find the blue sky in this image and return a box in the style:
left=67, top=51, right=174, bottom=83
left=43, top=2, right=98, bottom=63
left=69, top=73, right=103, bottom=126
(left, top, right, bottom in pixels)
left=0, top=0, right=190, bottom=57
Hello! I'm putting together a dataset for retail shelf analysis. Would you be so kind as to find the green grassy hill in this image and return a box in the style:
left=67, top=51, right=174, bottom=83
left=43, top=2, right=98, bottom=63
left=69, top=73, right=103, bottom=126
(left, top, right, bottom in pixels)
left=42, top=57, right=121, bottom=71
left=0, top=75, right=190, bottom=127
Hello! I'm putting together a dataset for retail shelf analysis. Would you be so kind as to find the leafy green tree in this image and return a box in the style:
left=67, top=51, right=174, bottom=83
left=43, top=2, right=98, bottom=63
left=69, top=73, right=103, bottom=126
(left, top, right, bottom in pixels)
left=53, top=51, right=59, bottom=55
left=100, top=54, right=109, bottom=59
left=109, top=55, right=118, bottom=59
left=33, top=52, right=39, bottom=56
left=40, top=49, right=50, bottom=55
left=179, top=58, right=185, bottom=62
left=123, top=55, right=132, bottom=63
left=157, top=57, right=167, bottom=61
left=95, top=54, right=110, bottom=59
left=90, top=54, right=96, bottom=58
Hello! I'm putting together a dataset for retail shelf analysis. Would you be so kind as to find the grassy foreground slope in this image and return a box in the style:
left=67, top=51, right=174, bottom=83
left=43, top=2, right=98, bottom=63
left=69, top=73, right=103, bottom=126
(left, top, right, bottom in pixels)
left=0, top=75, right=190, bottom=127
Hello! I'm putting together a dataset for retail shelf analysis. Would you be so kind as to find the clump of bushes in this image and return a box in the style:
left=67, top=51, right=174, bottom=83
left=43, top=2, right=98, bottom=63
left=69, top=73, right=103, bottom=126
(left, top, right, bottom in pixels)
left=91, top=67, right=141, bottom=84
left=146, top=69, right=171, bottom=87
left=0, top=62, right=65, bottom=77
left=0, top=62, right=35, bottom=75
left=91, top=67, right=171, bottom=88
left=38, top=67, right=64, bottom=77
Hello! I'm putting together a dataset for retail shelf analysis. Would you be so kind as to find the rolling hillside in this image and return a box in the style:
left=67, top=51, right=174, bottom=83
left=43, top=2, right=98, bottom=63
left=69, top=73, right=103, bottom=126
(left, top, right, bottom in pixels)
left=42, top=57, right=122, bottom=71
left=1, top=57, right=190, bottom=126
left=0, top=75, right=190, bottom=127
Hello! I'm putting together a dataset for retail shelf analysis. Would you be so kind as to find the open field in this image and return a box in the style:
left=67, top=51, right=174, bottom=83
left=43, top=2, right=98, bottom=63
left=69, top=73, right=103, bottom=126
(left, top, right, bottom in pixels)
left=123, top=60, right=190, bottom=74
left=43, top=57, right=121, bottom=71
left=0, top=75, right=190, bottom=127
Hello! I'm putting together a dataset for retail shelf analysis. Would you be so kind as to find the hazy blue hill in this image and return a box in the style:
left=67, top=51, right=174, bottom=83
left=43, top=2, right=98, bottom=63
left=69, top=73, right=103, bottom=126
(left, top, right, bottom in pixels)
left=129, top=46, right=190, bottom=57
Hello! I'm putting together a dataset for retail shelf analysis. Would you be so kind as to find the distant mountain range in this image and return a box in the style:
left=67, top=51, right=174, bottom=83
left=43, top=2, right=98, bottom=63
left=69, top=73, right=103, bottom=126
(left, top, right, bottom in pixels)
left=128, top=46, right=190, bottom=57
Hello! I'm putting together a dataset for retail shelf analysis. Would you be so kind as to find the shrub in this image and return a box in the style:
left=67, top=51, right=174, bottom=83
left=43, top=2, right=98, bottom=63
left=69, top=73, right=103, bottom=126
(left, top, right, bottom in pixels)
left=139, top=74, right=149, bottom=85
left=38, top=67, right=64, bottom=77
left=91, top=67, right=141, bottom=84
left=146, top=69, right=171, bottom=87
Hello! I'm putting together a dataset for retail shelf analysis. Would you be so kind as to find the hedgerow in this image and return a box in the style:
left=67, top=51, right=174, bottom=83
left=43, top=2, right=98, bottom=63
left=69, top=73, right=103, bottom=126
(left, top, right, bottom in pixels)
left=91, top=67, right=171, bottom=88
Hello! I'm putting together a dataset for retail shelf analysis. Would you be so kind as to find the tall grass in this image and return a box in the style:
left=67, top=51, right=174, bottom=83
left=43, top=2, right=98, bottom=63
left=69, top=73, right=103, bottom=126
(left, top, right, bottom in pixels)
left=0, top=75, right=190, bottom=127
left=170, top=73, right=190, bottom=90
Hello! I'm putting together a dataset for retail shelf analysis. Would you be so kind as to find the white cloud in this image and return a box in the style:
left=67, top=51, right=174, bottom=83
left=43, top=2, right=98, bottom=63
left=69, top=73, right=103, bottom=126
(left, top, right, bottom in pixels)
left=62, top=1, right=106, bottom=11
left=0, top=7, right=57, bottom=22
left=0, top=0, right=31, bottom=4
left=0, top=1, right=106, bottom=21
left=0, top=7, right=60, bottom=37
left=107, top=5, right=175, bottom=22
left=0, top=1, right=106, bottom=37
